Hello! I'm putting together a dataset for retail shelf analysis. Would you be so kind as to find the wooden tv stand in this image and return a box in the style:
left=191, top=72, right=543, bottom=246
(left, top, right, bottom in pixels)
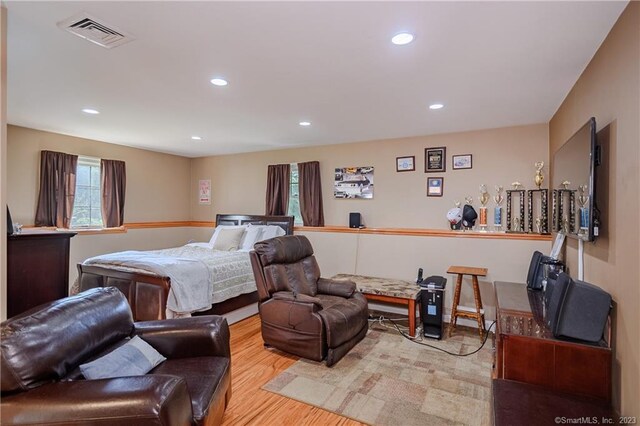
left=493, top=281, right=612, bottom=401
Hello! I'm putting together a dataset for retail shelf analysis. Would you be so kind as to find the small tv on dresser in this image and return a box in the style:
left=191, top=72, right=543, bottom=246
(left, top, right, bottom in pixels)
left=544, top=272, right=612, bottom=343
left=6, top=206, right=13, bottom=235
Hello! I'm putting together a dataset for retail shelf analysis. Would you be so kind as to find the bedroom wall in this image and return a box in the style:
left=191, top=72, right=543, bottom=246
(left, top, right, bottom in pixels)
left=1, top=5, right=8, bottom=321
left=190, top=123, right=551, bottom=320
left=549, top=2, right=639, bottom=415
left=6, top=125, right=200, bottom=287
left=190, top=123, right=549, bottom=228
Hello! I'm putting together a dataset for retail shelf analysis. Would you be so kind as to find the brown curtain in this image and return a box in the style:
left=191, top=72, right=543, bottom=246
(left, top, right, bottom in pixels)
left=265, top=164, right=290, bottom=216
left=35, top=150, right=78, bottom=228
left=101, top=159, right=126, bottom=227
left=298, top=161, right=325, bottom=227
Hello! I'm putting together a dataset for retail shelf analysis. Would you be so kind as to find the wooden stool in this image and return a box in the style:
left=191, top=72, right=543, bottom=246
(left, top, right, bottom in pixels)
left=447, top=265, right=488, bottom=340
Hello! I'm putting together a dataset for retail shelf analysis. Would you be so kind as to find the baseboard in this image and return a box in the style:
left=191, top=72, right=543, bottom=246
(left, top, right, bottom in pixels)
left=367, top=301, right=493, bottom=330
left=223, top=302, right=258, bottom=325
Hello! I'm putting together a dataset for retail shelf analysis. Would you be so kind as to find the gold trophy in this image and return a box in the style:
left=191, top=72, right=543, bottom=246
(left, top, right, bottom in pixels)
left=478, top=185, right=489, bottom=231
left=494, top=185, right=504, bottom=231
left=534, top=161, right=545, bottom=189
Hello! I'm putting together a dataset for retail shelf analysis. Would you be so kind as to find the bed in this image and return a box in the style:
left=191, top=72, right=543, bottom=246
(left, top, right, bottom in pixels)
left=77, top=214, right=294, bottom=321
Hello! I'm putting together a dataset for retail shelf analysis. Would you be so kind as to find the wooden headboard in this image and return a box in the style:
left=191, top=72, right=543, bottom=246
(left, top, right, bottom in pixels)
left=215, top=214, right=295, bottom=235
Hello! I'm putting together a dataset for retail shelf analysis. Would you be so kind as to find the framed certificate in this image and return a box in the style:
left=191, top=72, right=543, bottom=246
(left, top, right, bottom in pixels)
left=425, top=147, right=446, bottom=172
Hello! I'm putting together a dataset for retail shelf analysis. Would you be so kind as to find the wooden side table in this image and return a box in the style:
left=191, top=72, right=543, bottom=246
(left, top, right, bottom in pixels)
left=447, top=265, right=488, bottom=340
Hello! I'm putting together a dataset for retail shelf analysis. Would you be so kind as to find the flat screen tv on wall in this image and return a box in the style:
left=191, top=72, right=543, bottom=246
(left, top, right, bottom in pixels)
left=552, top=117, right=600, bottom=242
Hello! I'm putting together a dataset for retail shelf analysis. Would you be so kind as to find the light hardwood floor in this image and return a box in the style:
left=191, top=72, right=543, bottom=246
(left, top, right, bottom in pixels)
left=220, top=315, right=364, bottom=426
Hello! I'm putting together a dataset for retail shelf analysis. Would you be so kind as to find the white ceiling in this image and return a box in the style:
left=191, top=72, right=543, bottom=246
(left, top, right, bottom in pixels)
left=6, top=1, right=627, bottom=158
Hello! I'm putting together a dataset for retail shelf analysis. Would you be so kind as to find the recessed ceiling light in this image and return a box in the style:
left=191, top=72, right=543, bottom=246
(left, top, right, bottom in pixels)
left=82, top=108, right=100, bottom=114
left=299, top=121, right=311, bottom=126
left=191, top=136, right=202, bottom=141
left=210, top=78, right=228, bottom=86
left=391, top=33, right=414, bottom=45
left=429, top=103, right=444, bottom=110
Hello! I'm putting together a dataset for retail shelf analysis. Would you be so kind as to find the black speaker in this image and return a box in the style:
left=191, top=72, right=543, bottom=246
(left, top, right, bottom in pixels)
left=349, top=212, right=361, bottom=228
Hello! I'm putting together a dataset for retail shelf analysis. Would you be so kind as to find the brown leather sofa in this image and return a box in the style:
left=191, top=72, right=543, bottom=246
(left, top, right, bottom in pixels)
left=250, top=235, right=369, bottom=366
left=1, top=287, right=231, bottom=425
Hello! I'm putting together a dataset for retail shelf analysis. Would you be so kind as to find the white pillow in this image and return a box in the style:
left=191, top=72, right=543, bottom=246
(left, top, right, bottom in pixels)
left=258, top=225, right=286, bottom=241
left=209, top=225, right=247, bottom=245
left=239, top=226, right=263, bottom=252
left=212, top=227, right=246, bottom=251
left=80, top=336, right=166, bottom=380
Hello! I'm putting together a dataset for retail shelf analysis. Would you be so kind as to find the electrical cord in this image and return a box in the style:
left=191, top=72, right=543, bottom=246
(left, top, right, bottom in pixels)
left=369, top=315, right=496, bottom=357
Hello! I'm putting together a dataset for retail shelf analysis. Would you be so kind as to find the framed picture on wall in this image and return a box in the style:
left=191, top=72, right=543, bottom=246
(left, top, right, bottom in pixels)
left=425, top=147, right=446, bottom=172
left=396, top=156, right=415, bottom=172
left=452, top=154, right=473, bottom=170
left=427, top=177, right=444, bottom=197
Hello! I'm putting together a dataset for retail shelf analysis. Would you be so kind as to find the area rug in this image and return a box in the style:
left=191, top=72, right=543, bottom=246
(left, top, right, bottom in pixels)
left=262, top=323, right=493, bottom=426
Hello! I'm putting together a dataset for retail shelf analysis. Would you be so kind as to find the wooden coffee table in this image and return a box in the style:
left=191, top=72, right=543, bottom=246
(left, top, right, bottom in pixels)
left=332, top=274, right=421, bottom=337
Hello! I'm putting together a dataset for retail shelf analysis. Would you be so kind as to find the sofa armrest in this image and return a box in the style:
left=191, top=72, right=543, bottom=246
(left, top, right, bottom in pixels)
left=0, top=375, right=192, bottom=426
left=317, top=278, right=356, bottom=298
left=134, top=316, right=230, bottom=359
left=272, top=291, right=323, bottom=309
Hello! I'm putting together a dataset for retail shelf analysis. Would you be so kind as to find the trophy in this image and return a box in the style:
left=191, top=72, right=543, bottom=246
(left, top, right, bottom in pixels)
left=578, top=184, right=589, bottom=234
left=506, top=182, right=525, bottom=232
left=493, top=185, right=504, bottom=231
left=534, top=161, right=545, bottom=189
left=478, top=185, right=489, bottom=231
left=527, top=161, right=549, bottom=234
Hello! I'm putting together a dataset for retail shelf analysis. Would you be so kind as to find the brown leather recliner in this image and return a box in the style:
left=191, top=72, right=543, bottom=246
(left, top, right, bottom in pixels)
left=250, top=235, right=368, bottom=366
left=1, top=287, right=231, bottom=426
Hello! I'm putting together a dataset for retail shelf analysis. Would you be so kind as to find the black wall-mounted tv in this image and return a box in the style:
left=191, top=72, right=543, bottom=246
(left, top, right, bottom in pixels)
left=552, top=117, right=600, bottom=242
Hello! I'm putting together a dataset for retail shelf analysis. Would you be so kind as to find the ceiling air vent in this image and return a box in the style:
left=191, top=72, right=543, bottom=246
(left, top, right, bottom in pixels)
left=57, top=12, right=135, bottom=49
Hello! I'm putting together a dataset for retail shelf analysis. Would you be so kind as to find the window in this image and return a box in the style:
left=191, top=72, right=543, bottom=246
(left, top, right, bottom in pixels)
left=287, top=163, right=303, bottom=225
left=71, top=156, right=103, bottom=228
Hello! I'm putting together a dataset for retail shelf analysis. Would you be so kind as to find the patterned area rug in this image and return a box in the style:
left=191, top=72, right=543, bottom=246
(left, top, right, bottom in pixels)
left=262, top=322, right=493, bottom=425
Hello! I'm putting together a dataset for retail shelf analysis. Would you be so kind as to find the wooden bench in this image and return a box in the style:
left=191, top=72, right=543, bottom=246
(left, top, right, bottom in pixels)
left=332, top=274, right=421, bottom=337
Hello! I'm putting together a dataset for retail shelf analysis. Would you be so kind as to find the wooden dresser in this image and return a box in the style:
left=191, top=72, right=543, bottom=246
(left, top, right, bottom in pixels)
left=493, top=280, right=611, bottom=401
left=7, top=229, right=76, bottom=318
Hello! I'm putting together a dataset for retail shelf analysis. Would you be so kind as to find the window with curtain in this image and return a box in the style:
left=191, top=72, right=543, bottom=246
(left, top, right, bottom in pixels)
left=71, top=156, right=103, bottom=228
left=287, top=163, right=303, bottom=225
left=298, top=161, right=324, bottom=227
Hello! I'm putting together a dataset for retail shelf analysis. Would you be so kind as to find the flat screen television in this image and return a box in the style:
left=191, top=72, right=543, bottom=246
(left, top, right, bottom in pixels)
left=552, top=117, right=600, bottom=241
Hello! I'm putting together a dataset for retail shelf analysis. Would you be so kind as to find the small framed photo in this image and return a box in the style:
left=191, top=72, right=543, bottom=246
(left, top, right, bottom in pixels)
left=427, top=177, right=444, bottom=197
left=396, top=156, right=415, bottom=172
left=452, top=154, right=473, bottom=170
left=425, top=147, right=446, bottom=172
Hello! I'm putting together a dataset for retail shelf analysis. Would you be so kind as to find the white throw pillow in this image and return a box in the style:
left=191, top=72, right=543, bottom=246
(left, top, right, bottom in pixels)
left=258, top=225, right=286, bottom=241
left=239, top=226, right=263, bottom=251
left=212, top=227, right=246, bottom=251
left=209, top=225, right=247, bottom=245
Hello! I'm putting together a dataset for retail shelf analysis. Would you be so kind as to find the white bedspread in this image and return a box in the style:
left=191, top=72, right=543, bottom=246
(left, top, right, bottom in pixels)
left=83, top=245, right=255, bottom=315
